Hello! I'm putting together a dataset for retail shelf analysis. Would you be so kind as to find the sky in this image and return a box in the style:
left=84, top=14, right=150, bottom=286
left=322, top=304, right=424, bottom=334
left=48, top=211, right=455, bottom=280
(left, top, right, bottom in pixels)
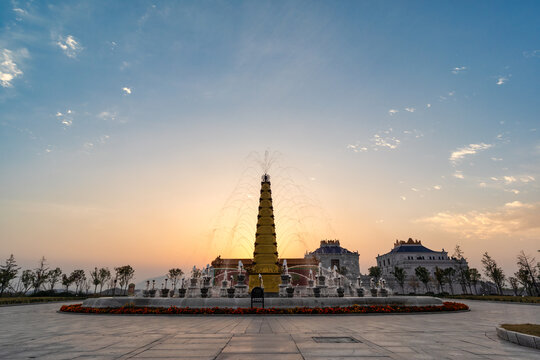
left=1, top=1, right=539, bottom=283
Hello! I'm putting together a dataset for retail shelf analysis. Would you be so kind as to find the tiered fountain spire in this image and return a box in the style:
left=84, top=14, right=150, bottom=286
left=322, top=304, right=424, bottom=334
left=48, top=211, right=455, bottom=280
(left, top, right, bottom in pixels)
left=248, top=173, right=281, bottom=293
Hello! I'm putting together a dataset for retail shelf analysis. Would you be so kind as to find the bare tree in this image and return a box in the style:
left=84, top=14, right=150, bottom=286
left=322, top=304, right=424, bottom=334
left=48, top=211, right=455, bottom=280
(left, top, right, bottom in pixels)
left=481, top=252, right=505, bottom=295
left=516, top=251, right=539, bottom=296
left=32, top=257, right=49, bottom=294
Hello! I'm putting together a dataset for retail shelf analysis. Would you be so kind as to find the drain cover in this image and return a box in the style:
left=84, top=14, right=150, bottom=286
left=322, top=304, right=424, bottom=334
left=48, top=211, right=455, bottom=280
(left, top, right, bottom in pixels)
left=312, top=336, right=360, bottom=343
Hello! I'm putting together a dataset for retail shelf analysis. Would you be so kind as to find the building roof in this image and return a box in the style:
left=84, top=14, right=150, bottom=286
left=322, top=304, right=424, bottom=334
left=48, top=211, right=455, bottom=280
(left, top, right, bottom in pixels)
left=390, top=244, right=437, bottom=253
left=308, top=240, right=357, bottom=255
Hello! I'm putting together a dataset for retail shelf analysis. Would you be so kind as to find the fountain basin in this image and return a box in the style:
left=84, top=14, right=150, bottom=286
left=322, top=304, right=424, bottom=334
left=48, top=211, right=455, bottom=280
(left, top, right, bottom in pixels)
left=81, top=296, right=442, bottom=309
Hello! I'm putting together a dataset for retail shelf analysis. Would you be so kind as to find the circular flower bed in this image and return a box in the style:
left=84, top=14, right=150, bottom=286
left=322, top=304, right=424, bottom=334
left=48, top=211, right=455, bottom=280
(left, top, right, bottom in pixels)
left=60, top=301, right=468, bottom=315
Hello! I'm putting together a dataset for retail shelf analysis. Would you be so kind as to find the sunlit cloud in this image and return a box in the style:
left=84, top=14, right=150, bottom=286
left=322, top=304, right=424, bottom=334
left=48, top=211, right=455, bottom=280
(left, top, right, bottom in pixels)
left=372, top=134, right=400, bottom=150
left=453, top=171, right=464, bottom=179
left=400, top=196, right=406, bottom=201
left=433, top=185, right=441, bottom=190
left=346, top=144, right=368, bottom=153
left=417, top=201, right=540, bottom=239
left=426, top=103, right=431, bottom=108
left=451, top=66, right=467, bottom=74
left=450, top=143, right=492, bottom=164
left=122, top=87, right=132, bottom=95
left=496, top=75, right=510, bottom=86
left=404, top=107, right=415, bottom=112
left=491, top=157, right=503, bottom=161
left=0, top=49, right=25, bottom=87
left=56, top=35, right=83, bottom=58
left=388, top=109, right=398, bottom=115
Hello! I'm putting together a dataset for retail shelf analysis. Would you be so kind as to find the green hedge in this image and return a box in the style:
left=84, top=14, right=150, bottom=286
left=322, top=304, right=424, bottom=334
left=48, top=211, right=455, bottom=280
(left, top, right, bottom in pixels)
left=0, top=297, right=85, bottom=305
left=443, top=295, right=540, bottom=303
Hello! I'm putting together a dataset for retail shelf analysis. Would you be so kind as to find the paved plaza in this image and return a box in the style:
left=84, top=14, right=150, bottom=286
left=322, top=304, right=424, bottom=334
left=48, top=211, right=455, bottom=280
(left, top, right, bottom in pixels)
left=0, top=300, right=538, bottom=359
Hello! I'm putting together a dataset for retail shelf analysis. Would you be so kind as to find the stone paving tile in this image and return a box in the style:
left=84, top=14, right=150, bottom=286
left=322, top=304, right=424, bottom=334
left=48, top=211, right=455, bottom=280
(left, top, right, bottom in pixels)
left=217, top=354, right=304, bottom=360
left=0, top=300, right=539, bottom=359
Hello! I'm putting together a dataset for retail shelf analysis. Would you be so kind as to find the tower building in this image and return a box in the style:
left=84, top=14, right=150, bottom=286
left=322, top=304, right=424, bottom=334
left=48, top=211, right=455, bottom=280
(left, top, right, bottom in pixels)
left=248, top=174, right=281, bottom=293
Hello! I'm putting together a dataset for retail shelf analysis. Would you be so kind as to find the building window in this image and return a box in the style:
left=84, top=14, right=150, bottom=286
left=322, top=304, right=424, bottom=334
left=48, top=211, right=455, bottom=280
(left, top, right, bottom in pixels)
left=331, top=259, right=340, bottom=270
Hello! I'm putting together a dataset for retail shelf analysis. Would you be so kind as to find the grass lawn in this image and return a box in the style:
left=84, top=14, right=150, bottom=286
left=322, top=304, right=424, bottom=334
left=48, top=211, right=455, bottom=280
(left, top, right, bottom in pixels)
left=443, top=295, right=540, bottom=303
left=0, top=297, right=85, bottom=305
left=501, top=324, right=540, bottom=337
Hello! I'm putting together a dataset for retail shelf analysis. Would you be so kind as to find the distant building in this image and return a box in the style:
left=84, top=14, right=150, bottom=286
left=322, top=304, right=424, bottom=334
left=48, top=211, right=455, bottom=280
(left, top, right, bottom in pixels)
left=376, top=238, right=468, bottom=294
left=305, top=240, right=360, bottom=281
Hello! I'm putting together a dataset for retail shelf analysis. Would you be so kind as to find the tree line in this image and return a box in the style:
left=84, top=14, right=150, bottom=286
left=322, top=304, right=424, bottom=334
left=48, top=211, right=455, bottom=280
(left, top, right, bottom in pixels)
left=0, top=256, right=134, bottom=297
left=367, top=247, right=539, bottom=296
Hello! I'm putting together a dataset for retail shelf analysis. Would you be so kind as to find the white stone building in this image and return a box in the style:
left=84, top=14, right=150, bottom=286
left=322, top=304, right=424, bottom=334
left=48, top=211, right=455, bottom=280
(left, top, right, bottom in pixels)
left=305, top=240, right=360, bottom=281
left=376, top=238, right=468, bottom=294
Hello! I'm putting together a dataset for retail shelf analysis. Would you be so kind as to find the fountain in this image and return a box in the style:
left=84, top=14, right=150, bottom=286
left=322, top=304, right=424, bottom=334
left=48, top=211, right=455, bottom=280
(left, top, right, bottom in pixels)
left=81, top=171, right=443, bottom=310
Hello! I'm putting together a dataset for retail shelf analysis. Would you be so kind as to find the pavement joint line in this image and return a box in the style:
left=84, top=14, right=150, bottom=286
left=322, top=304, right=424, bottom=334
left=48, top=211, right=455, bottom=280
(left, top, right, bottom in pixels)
left=116, top=332, right=176, bottom=360
left=212, top=334, right=233, bottom=359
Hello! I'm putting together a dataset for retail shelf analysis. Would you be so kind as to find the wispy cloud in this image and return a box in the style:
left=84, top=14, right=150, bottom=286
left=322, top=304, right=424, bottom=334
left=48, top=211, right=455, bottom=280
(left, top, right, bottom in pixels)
left=433, top=185, right=441, bottom=190
left=122, top=87, right=132, bottom=95
left=523, top=50, right=540, bottom=58
left=0, top=49, right=25, bottom=87
left=388, top=109, right=398, bottom=115
left=453, top=171, right=464, bottom=179
left=56, top=35, right=82, bottom=58
left=98, top=111, right=117, bottom=121
left=449, top=143, right=492, bottom=164
left=417, top=202, right=540, bottom=239
left=426, top=103, right=431, bottom=108
left=451, top=66, right=467, bottom=74
left=404, top=107, right=415, bottom=113
left=490, top=175, right=535, bottom=185
left=346, top=144, right=367, bottom=153
left=56, top=110, right=73, bottom=127
left=372, top=134, right=400, bottom=150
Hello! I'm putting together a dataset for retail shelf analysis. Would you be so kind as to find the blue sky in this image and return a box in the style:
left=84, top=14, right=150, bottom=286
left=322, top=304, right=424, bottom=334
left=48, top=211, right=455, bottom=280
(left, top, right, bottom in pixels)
left=1, top=1, right=539, bottom=280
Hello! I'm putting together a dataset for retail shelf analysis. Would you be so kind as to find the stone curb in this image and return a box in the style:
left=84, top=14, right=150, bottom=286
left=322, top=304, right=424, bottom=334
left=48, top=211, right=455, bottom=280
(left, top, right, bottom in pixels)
left=496, top=327, right=540, bottom=350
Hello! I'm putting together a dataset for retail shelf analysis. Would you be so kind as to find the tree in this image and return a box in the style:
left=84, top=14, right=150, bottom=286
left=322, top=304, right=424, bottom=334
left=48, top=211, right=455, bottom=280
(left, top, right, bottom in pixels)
left=47, top=267, right=62, bottom=292
left=90, top=267, right=100, bottom=294
left=20, top=269, right=34, bottom=295
left=468, top=268, right=481, bottom=295
left=408, top=277, right=420, bottom=294
left=452, top=245, right=469, bottom=294
left=62, top=274, right=72, bottom=293
left=0, top=255, right=19, bottom=297
left=415, top=266, right=431, bottom=293
left=516, top=251, right=539, bottom=296
left=168, top=268, right=184, bottom=290
left=443, top=268, right=456, bottom=295
left=481, top=252, right=505, bottom=295
left=32, top=257, right=49, bottom=294
left=115, top=265, right=135, bottom=294
left=368, top=266, right=381, bottom=280
left=391, top=266, right=406, bottom=294
left=70, top=270, right=86, bottom=295
left=98, top=268, right=111, bottom=294
left=508, top=276, right=520, bottom=296
left=434, top=267, right=446, bottom=293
